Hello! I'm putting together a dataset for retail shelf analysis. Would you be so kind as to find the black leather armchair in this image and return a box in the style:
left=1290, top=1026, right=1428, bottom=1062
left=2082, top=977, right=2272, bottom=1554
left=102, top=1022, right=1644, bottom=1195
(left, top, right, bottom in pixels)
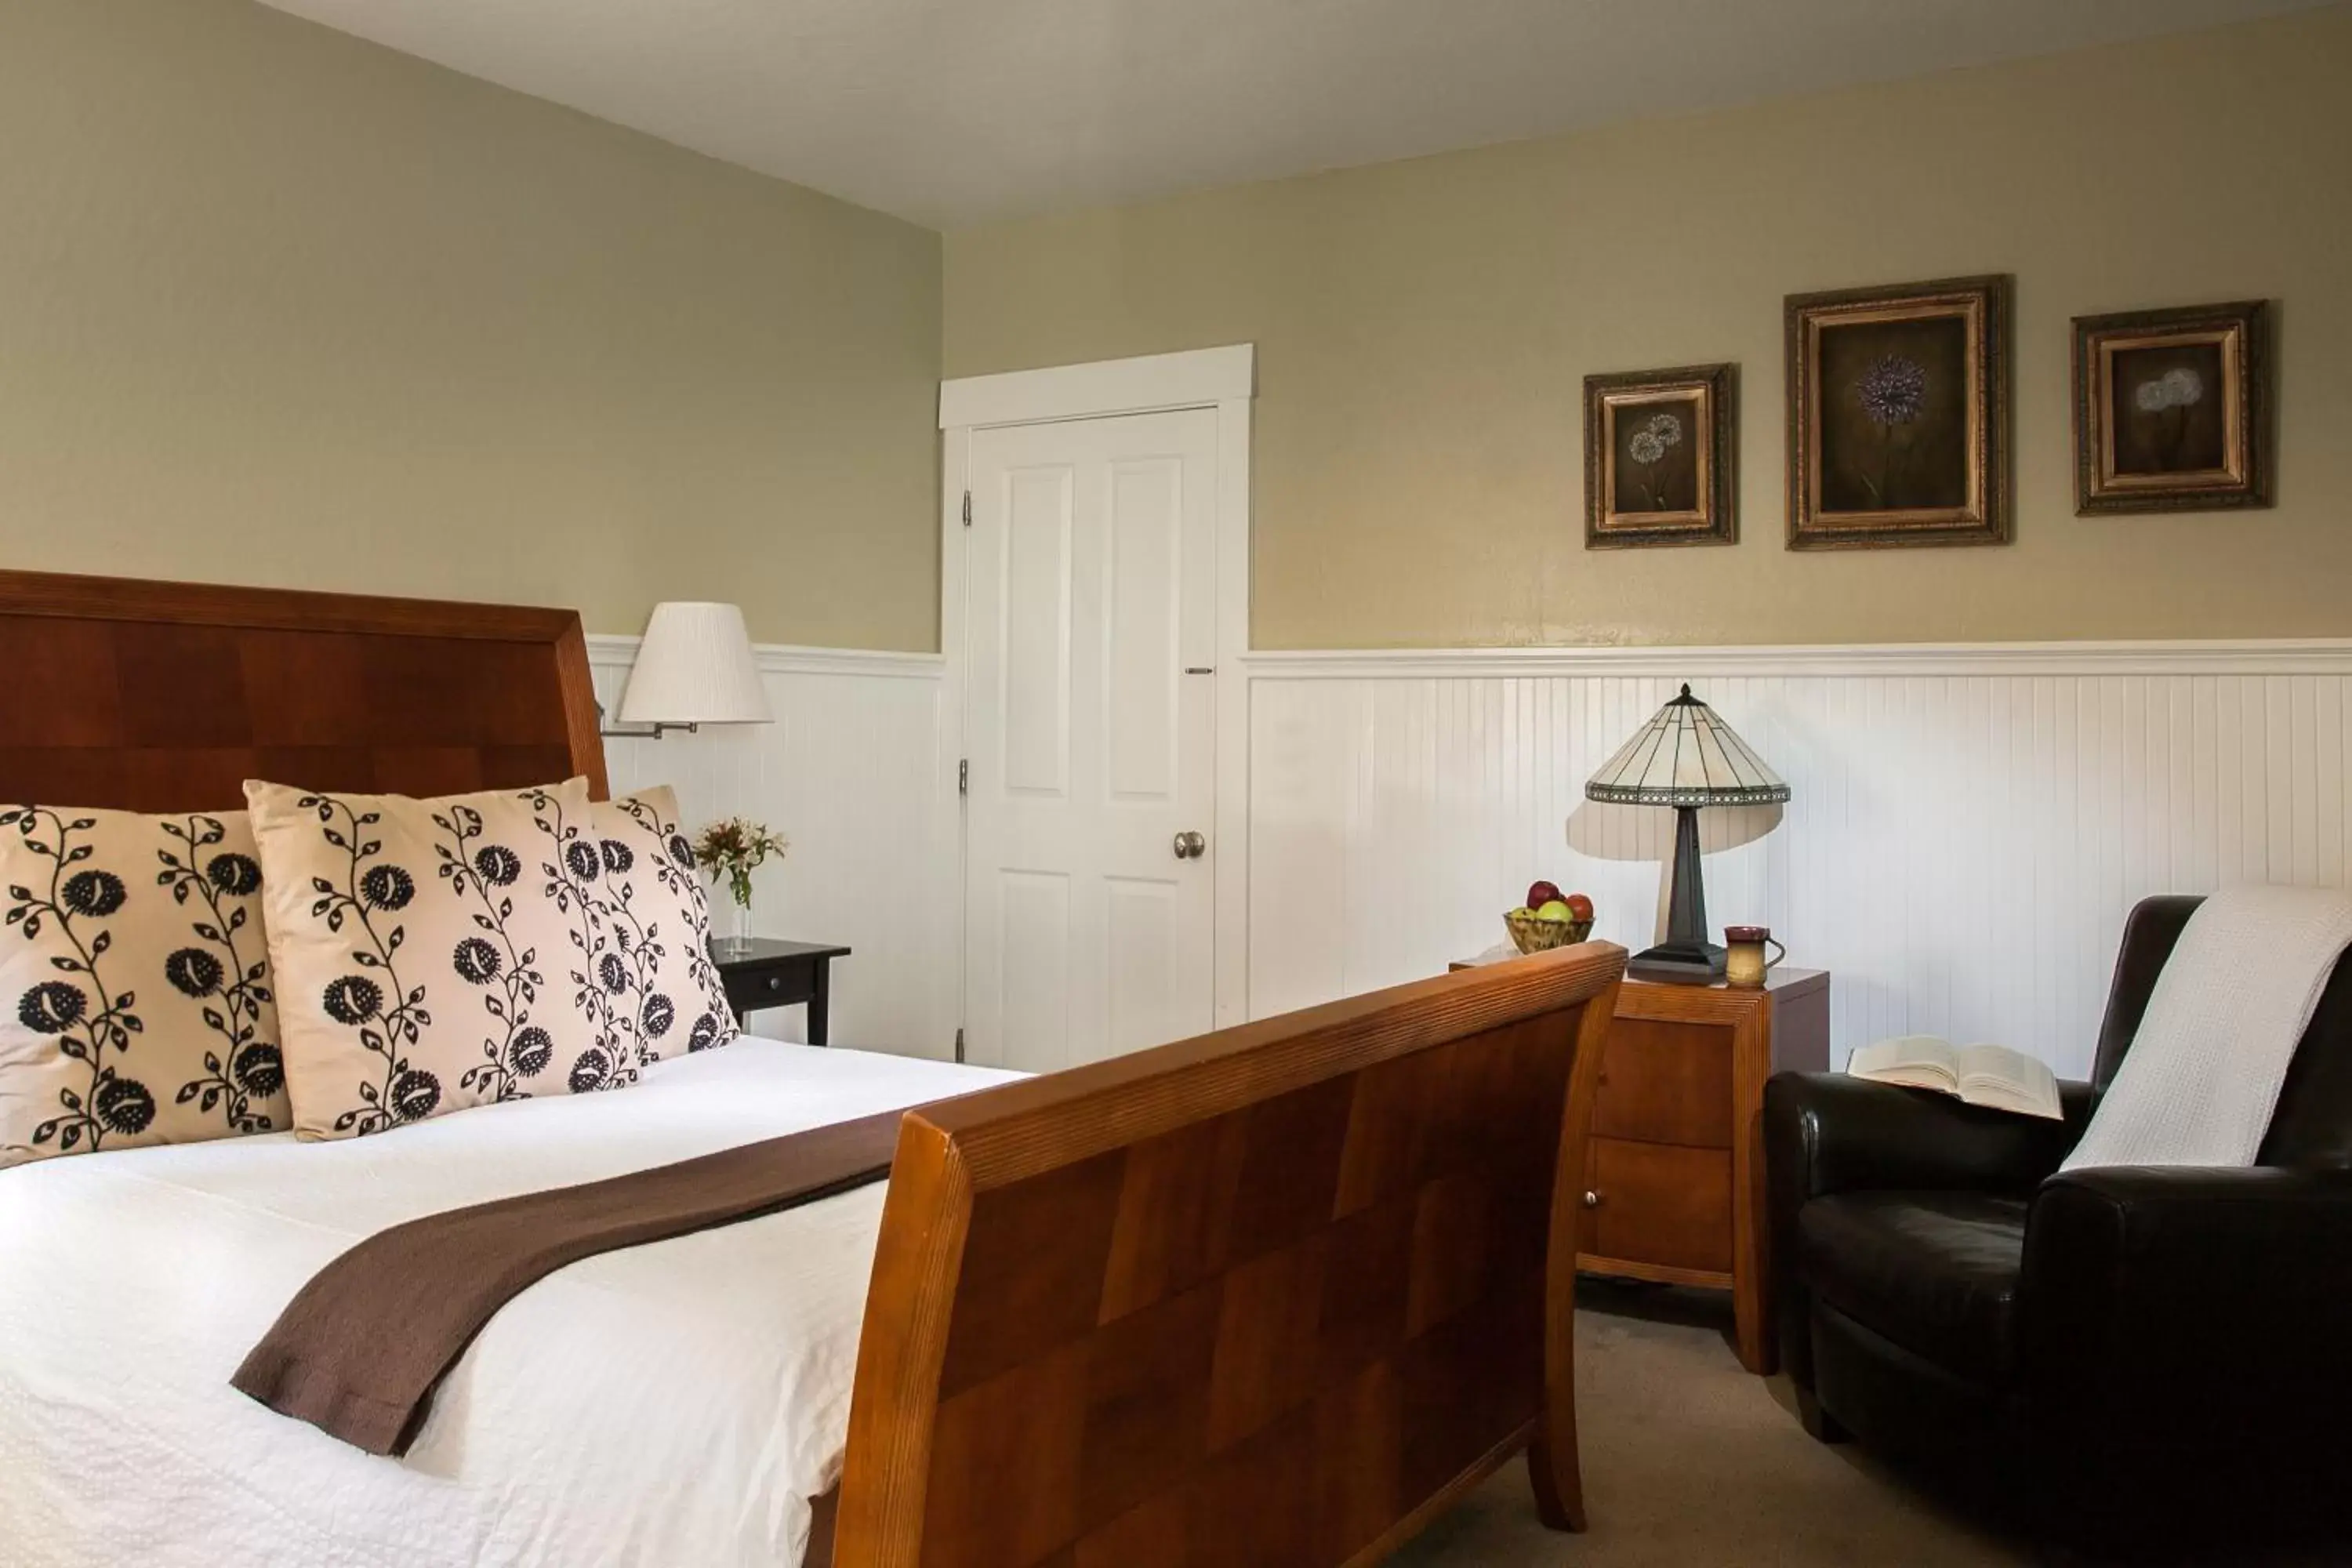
left=1765, top=895, right=2352, bottom=1546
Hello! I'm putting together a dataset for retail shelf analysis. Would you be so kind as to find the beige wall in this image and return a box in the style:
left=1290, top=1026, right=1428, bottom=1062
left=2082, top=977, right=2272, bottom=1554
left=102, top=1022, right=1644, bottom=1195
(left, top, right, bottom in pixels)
left=0, top=0, right=941, bottom=649
left=945, top=5, right=2352, bottom=649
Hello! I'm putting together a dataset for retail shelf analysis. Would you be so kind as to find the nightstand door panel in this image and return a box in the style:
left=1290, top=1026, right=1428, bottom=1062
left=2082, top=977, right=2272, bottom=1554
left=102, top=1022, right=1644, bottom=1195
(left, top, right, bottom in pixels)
left=1583, top=1138, right=1733, bottom=1276
left=1589, top=1018, right=1734, bottom=1148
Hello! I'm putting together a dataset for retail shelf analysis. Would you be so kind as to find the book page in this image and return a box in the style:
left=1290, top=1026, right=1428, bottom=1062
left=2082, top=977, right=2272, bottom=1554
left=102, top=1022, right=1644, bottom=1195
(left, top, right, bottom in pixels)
left=1846, top=1035, right=1958, bottom=1094
left=1952, top=1044, right=2063, bottom=1120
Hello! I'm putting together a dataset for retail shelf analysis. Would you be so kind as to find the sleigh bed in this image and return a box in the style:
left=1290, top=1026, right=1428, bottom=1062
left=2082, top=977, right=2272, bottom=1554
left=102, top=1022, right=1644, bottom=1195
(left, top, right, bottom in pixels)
left=0, top=568, right=1627, bottom=1568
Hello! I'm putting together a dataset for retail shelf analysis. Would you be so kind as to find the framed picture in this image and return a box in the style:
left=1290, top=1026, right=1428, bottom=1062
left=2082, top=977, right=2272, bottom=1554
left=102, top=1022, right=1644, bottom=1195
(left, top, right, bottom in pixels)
left=2072, top=300, right=2271, bottom=514
left=1785, top=274, right=2010, bottom=550
left=1583, top=362, right=1737, bottom=548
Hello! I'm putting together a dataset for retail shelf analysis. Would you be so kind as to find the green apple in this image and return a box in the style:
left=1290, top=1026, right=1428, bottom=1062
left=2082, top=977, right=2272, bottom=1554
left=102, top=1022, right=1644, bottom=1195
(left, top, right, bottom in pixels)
left=1535, top=899, right=1573, bottom=923
left=1508, top=906, right=1534, bottom=920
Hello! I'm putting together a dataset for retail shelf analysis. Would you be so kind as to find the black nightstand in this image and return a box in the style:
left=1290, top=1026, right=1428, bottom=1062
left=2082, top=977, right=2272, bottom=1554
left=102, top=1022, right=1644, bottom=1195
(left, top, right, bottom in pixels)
left=710, top=938, right=851, bottom=1045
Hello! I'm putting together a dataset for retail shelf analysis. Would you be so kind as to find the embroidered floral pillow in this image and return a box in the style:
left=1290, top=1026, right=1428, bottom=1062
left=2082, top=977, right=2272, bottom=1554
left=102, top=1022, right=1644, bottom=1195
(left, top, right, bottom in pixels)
left=247, top=777, right=619, bottom=1141
left=584, top=787, right=739, bottom=1076
left=0, top=806, right=289, bottom=1169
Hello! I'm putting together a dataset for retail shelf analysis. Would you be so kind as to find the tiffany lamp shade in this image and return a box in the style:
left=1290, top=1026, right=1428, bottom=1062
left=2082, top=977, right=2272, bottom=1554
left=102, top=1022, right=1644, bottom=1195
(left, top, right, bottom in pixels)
left=1586, top=684, right=1790, bottom=981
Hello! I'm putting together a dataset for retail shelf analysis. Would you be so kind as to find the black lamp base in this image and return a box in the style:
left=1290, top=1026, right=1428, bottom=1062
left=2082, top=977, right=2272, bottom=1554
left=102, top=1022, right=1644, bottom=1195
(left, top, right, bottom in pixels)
left=1634, top=804, right=1725, bottom=985
left=1628, top=939, right=1728, bottom=984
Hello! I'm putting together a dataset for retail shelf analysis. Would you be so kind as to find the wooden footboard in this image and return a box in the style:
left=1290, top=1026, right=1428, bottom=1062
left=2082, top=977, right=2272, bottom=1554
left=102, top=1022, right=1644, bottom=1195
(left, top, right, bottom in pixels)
left=835, top=942, right=1626, bottom=1568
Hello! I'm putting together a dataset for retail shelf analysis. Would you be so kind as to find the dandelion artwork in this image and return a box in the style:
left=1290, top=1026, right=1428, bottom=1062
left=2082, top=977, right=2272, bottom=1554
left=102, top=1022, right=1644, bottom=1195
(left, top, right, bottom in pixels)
left=2135, top=366, right=2203, bottom=413
left=1583, top=363, right=1736, bottom=548
left=1787, top=275, right=2009, bottom=548
left=2127, top=362, right=2212, bottom=469
left=1624, top=412, right=1686, bottom=510
left=2073, top=301, right=2269, bottom=514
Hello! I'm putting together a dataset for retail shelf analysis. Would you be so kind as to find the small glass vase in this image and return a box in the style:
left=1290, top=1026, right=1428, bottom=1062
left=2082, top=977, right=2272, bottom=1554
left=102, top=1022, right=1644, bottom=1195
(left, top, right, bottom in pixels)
left=714, top=891, right=757, bottom=958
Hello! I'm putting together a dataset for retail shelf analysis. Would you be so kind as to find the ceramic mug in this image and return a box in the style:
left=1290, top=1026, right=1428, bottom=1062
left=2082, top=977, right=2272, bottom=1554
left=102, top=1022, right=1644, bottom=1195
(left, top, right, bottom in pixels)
left=1722, top=925, right=1785, bottom=989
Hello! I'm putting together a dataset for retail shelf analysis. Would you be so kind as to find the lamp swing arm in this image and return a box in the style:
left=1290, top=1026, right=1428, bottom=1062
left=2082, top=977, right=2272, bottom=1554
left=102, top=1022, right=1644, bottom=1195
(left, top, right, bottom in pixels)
left=596, top=704, right=701, bottom=741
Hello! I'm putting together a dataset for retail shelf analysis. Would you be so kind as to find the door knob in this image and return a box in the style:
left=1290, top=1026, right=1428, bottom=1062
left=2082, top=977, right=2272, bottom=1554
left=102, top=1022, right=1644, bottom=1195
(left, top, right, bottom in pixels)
left=1173, top=831, right=1207, bottom=860
left=1582, top=1190, right=1601, bottom=1209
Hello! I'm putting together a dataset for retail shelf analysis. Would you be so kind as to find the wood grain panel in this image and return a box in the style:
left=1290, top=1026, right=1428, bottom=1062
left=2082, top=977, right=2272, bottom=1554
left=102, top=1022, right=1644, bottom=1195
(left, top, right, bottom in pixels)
left=1590, top=1018, right=1733, bottom=1147
left=1583, top=1138, right=1732, bottom=1276
left=0, top=619, right=122, bottom=746
left=1204, top=1239, right=1327, bottom=1450
left=936, top=1153, right=1125, bottom=1399
left=240, top=630, right=376, bottom=746
left=112, top=623, right=251, bottom=747
left=837, top=942, right=1626, bottom=1567
left=1098, top=1116, right=1248, bottom=1323
left=0, top=569, right=607, bottom=809
left=1078, top=1283, right=1222, bottom=1530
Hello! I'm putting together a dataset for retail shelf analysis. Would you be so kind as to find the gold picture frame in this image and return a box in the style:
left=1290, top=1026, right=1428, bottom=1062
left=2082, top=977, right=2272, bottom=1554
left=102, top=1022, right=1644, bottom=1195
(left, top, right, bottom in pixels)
left=2072, top=300, right=2271, bottom=514
left=1583, top=363, right=1737, bottom=549
left=1786, top=275, right=2011, bottom=550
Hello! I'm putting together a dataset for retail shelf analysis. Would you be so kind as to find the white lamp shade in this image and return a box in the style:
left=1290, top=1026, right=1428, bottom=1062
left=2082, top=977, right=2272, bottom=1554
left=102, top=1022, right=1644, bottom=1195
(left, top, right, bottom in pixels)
left=1585, top=684, right=1788, bottom=808
left=615, top=601, right=771, bottom=725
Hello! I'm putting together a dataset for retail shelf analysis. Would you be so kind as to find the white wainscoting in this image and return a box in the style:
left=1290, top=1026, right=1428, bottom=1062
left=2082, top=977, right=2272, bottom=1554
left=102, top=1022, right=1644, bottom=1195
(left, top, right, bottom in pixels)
left=587, top=637, right=957, bottom=1058
left=1244, top=644, right=2352, bottom=1080
left=586, top=634, right=2352, bottom=1081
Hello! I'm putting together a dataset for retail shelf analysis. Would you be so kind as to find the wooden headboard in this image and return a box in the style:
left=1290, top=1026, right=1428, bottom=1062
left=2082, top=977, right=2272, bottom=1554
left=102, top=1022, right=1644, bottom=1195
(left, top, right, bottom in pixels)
left=0, top=570, right=608, bottom=811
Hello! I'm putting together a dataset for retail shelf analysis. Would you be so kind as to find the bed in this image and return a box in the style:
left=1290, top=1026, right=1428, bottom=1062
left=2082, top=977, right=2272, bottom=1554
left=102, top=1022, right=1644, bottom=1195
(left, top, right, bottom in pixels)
left=0, top=1040, right=1017, bottom=1566
left=0, top=569, right=1628, bottom=1567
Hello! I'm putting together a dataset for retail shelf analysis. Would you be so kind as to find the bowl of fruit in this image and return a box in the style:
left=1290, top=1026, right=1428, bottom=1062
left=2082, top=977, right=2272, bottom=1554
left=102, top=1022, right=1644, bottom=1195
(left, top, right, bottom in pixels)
left=1505, top=881, right=1595, bottom=955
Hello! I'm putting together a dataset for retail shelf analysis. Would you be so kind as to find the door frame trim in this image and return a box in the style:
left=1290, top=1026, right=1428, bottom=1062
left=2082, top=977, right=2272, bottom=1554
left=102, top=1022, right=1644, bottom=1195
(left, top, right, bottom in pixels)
left=938, top=344, right=1254, bottom=430
left=940, top=344, right=1257, bottom=1046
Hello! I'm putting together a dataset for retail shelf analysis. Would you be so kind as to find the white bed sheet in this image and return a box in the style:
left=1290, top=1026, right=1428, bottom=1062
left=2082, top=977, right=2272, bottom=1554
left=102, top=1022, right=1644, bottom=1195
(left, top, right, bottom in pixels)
left=0, top=1040, right=1017, bottom=1568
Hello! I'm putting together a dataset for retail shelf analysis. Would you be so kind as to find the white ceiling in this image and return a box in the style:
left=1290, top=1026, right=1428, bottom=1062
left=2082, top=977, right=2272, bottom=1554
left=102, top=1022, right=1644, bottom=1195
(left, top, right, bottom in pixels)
left=256, top=0, right=2325, bottom=228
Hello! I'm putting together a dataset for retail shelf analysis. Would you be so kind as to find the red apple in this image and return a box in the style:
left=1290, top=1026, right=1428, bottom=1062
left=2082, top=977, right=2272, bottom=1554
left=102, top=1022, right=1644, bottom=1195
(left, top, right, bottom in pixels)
left=1525, top=880, right=1563, bottom=910
left=1565, top=892, right=1595, bottom=921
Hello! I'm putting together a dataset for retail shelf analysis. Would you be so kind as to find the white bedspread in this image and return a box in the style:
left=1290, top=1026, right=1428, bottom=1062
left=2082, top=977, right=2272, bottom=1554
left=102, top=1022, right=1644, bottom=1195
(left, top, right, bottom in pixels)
left=0, top=1040, right=1016, bottom=1568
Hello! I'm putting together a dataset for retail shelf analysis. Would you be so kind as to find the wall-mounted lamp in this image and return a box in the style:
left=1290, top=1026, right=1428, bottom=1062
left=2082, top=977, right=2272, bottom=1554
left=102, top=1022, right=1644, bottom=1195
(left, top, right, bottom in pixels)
left=600, top=601, right=772, bottom=739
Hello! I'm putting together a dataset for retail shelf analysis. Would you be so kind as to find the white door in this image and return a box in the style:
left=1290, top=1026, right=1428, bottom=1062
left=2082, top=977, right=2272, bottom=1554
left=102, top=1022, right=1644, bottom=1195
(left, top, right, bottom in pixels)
left=963, top=408, right=1218, bottom=1073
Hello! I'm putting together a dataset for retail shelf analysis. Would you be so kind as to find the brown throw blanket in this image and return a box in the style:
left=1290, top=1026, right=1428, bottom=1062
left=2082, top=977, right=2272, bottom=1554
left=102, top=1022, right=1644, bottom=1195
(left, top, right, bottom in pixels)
left=233, top=1109, right=906, bottom=1457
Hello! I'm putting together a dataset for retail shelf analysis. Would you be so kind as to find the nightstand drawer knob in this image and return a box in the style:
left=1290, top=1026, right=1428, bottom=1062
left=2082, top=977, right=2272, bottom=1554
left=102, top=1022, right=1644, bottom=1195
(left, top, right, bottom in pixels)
left=1582, top=1189, right=1601, bottom=1209
left=766, top=975, right=784, bottom=992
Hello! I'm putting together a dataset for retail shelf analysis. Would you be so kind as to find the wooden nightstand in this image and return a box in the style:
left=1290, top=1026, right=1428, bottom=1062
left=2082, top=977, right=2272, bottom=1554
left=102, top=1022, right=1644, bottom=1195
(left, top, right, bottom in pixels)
left=1585, top=968, right=1827, bottom=1374
left=1453, top=949, right=1829, bottom=1372
left=711, top=938, right=851, bottom=1045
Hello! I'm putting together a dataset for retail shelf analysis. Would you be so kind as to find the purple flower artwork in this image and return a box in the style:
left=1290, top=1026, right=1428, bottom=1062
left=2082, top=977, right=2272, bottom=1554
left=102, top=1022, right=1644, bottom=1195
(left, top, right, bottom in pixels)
left=1788, top=276, right=2007, bottom=546
left=1856, top=356, right=1927, bottom=426
left=1850, top=354, right=1931, bottom=505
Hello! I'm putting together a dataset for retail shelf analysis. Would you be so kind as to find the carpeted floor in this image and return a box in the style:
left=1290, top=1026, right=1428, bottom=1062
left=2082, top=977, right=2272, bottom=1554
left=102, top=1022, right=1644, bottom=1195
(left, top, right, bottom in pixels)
left=1388, top=1279, right=2349, bottom=1568
left=1390, top=1279, right=2036, bottom=1568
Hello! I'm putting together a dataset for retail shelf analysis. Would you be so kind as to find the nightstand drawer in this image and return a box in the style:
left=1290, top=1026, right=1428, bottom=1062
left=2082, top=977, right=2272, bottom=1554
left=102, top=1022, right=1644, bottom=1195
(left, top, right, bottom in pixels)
left=711, top=940, right=849, bottom=1046
left=1581, top=1137, right=1733, bottom=1276
left=723, top=967, right=815, bottom=1012
left=1590, top=1018, right=1734, bottom=1147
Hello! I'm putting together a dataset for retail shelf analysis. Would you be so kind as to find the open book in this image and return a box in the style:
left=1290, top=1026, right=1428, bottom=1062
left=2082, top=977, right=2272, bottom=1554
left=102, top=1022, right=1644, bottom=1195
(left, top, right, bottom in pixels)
left=1846, top=1036, right=2063, bottom=1120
